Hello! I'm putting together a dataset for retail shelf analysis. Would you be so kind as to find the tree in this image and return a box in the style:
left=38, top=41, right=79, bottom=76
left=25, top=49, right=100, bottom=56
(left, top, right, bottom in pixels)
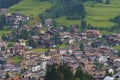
left=91, top=41, right=98, bottom=48
left=28, top=39, right=39, bottom=48
left=0, top=0, right=21, bottom=8
left=44, top=64, right=57, bottom=80
left=39, top=0, right=86, bottom=20
left=75, top=78, right=80, bottom=80
left=105, top=0, right=110, bottom=4
left=51, top=32, right=61, bottom=44
left=5, top=72, right=10, bottom=80
left=45, top=64, right=93, bottom=80
left=94, top=61, right=104, bottom=70
left=2, top=34, right=7, bottom=41
left=80, top=20, right=87, bottom=31
left=74, top=67, right=84, bottom=79
left=116, top=50, right=120, bottom=57
left=79, top=42, right=84, bottom=51
left=0, top=14, right=6, bottom=30
left=94, top=0, right=103, bottom=3
left=45, top=63, right=73, bottom=80
left=45, top=49, right=49, bottom=56
left=74, top=67, right=94, bottom=80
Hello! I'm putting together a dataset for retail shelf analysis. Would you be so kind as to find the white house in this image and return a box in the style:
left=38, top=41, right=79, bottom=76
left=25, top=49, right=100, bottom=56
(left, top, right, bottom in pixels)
left=99, top=56, right=108, bottom=62
left=104, top=76, right=114, bottom=80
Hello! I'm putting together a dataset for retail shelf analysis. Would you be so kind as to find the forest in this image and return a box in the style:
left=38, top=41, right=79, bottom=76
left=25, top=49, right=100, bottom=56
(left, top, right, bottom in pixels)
left=39, top=0, right=87, bottom=21
left=45, top=64, right=94, bottom=80
left=0, top=0, right=21, bottom=8
left=39, top=0, right=111, bottom=26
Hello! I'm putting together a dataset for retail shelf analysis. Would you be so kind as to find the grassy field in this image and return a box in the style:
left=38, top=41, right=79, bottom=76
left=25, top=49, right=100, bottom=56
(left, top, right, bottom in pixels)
left=55, top=16, right=81, bottom=27
left=9, top=0, right=51, bottom=24
left=113, top=46, right=120, bottom=51
left=32, top=48, right=48, bottom=53
left=0, top=30, right=12, bottom=37
left=8, top=0, right=120, bottom=27
left=55, top=0, right=120, bottom=27
left=7, top=56, right=22, bottom=64
left=85, top=0, right=120, bottom=28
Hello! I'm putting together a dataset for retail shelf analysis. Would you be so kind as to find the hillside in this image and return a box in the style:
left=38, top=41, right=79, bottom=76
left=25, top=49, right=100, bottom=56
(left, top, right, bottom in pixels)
left=9, top=0, right=51, bottom=24
left=85, top=0, right=120, bottom=28
left=9, top=0, right=120, bottom=27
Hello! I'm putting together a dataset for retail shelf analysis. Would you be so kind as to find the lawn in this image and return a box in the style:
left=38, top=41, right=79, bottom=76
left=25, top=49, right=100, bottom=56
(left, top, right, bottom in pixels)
left=55, top=16, right=81, bottom=27
left=7, top=56, right=22, bottom=64
left=0, top=30, right=12, bottom=37
left=57, top=43, right=67, bottom=48
left=113, top=46, right=120, bottom=51
left=32, top=48, right=48, bottom=53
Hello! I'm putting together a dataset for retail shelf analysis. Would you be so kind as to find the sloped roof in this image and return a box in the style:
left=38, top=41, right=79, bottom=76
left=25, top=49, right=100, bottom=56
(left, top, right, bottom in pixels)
left=104, top=76, right=114, bottom=80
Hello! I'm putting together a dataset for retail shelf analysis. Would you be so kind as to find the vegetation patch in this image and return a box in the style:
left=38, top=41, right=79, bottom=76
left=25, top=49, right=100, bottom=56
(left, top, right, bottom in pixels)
left=85, top=0, right=120, bottom=27
left=0, top=30, right=11, bottom=37
left=7, top=56, right=22, bottom=64
left=8, top=0, right=120, bottom=28
left=32, top=48, right=48, bottom=53
left=113, top=46, right=120, bottom=51
left=9, top=0, right=51, bottom=18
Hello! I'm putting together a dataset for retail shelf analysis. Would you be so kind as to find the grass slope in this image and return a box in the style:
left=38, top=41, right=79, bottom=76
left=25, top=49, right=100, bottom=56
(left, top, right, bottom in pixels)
left=85, top=0, right=120, bottom=28
left=9, top=0, right=120, bottom=27
left=9, top=0, right=51, bottom=24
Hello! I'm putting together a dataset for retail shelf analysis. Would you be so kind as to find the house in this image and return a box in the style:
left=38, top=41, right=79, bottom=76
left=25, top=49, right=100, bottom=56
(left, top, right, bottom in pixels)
left=22, top=25, right=31, bottom=31
left=23, top=51, right=37, bottom=60
left=45, top=19, right=53, bottom=27
left=104, top=76, right=114, bottom=80
left=59, top=48, right=67, bottom=55
left=60, top=32, right=71, bottom=42
left=83, top=61, right=96, bottom=71
left=31, top=35, right=40, bottom=42
left=69, top=43, right=79, bottom=51
left=13, top=43, right=26, bottom=53
left=18, top=39, right=27, bottom=46
left=8, top=75, right=21, bottom=80
left=107, top=34, right=120, bottom=46
left=99, top=56, right=108, bottom=62
left=31, top=59, right=47, bottom=72
left=51, top=53, right=61, bottom=65
left=0, top=41, right=6, bottom=51
left=6, top=12, right=29, bottom=28
left=85, top=30, right=102, bottom=39
left=33, top=23, right=42, bottom=30
left=39, top=33, right=54, bottom=48
left=108, top=55, right=119, bottom=66
left=0, top=8, right=8, bottom=15
left=67, top=47, right=73, bottom=55
left=48, top=27, right=58, bottom=34
left=40, top=33, right=50, bottom=41
left=114, top=58, right=120, bottom=68
left=80, top=33, right=87, bottom=40
left=91, top=71, right=106, bottom=79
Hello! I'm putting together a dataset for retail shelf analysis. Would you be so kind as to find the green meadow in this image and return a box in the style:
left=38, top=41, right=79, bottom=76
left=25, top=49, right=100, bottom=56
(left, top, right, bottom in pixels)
left=8, top=0, right=120, bottom=27
left=7, top=56, right=22, bottom=64
left=9, top=0, right=51, bottom=17
left=85, top=0, right=120, bottom=27
left=9, top=0, right=51, bottom=23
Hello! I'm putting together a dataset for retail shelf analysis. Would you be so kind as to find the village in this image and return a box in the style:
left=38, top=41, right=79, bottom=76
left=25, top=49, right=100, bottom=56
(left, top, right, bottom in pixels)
left=0, top=10, right=120, bottom=80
